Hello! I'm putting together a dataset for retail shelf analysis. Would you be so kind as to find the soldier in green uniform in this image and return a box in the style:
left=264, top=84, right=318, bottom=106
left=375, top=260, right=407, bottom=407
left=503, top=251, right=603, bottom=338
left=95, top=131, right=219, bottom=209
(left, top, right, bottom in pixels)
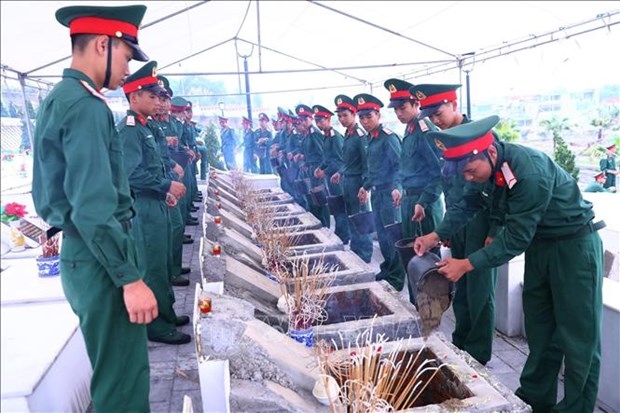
left=600, top=144, right=617, bottom=191
left=415, top=115, right=605, bottom=413
left=219, top=116, right=238, bottom=171
left=410, top=83, right=499, bottom=366
left=286, top=110, right=308, bottom=209
left=295, top=104, right=330, bottom=227
left=354, top=93, right=405, bottom=288
left=584, top=172, right=611, bottom=193
left=331, top=95, right=373, bottom=263
left=255, top=112, right=273, bottom=175
left=313, top=104, right=350, bottom=244
left=119, top=61, right=191, bottom=346
left=241, top=116, right=257, bottom=173
left=31, top=5, right=157, bottom=411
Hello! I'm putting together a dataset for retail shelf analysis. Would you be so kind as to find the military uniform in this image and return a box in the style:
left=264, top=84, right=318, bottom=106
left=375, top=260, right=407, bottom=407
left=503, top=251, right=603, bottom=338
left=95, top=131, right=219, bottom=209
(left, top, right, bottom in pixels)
left=412, top=83, right=499, bottom=365
left=219, top=116, right=238, bottom=170
left=600, top=144, right=617, bottom=189
left=354, top=93, right=405, bottom=289
left=31, top=6, right=151, bottom=412
left=255, top=112, right=273, bottom=174
left=119, top=62, right=190, bottom=346
left=296, top=104, right=330, bottom=227
left=334, top=94, right=373, bottom=262
left=431, top=116, right=604, bottom=413
left=241, top=117, right=257, bottom=173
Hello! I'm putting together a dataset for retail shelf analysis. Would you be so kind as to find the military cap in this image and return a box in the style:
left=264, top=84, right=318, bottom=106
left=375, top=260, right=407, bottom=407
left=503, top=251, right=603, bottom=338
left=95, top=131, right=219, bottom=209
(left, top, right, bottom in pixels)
left=334, top=95, right=357, bottom=113
left=353, top=93, right=384, bottom=116
left=157, top=75, right=173, bottom=97
left=258, top=112, right=269, bottom=122
left=122, top=61, right=165, bottom=95
left=56, top=5, right=149, bottom=61
left=170, top=96, right=189, bottom=112
left=410, top=84, right=461, bottom=118
left=428, top=115, right=499, bottom=176
left=312, top=104, right=334, bottom=120
left=606, top=144, right=617, bottom=151
left=277, top=107, right=289, bottom=119
left=295, top=104, right=313, bottom=118
left=271, top=116, right=279, bottom=123
left=218, top=116, right=228, bottom=122
left=242, top=116, right=252, bottom=126
left=384, top=78, right=416, bottom=108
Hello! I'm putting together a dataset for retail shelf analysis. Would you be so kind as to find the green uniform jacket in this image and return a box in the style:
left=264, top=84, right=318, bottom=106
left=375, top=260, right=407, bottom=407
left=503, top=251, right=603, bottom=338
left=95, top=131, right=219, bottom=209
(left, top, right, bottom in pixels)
left=363, top=124, right=401, bottom=191
left=118, top=111, right=171, bottom=197
left=151, top=118, right=177, bottom=175
left=399, top=118, right=442, bottom=209
left=254, top=127, right=273, bottom=157
left=319, top=127, right=345, bottom=176
left=287, top=131, right=303, bottom=156
left=600, top=156, right=617, bottom=188
left=32, top=68, right=140, bottom=287
left=300, top=126, right=325, bottom=166
left=271, top=129, right=285, bottom=152
left=468, top=142, right=595, bottom=270
left=339, top=124, right=368, bottom=177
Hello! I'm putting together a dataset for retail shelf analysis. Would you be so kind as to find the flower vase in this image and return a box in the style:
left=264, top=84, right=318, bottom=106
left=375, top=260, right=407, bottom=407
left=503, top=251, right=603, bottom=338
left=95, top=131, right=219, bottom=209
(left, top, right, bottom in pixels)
left=36, top=255, right=60, bottom=277
left=288, top=326, right=314, bottom=347
left=8, top=220, right=26, bottom=252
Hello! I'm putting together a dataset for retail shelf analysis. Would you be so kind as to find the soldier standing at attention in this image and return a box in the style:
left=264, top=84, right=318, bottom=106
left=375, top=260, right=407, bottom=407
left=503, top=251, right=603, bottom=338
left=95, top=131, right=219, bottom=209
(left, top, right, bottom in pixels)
left=354, top=93, right=405, bottom=288
left=330, top=94, right=373, bottom=263
left=415, top=115, right=605, bottom=413
left=255, top=112, right=273, bottom=174
left=118, top=61, right=191, bottom=346
left=410, top=83, right=500, bottom=366
left=295, top=104, right=330, bottom=227
left=313, top=104, right=350, bottom=244
left=31, top=5, right=157, bottom=411
left=600, top=143, right=617, bottom=191
left=219, top=116, right=237, bottom=171
left=241, top=116, right=257, bottom=173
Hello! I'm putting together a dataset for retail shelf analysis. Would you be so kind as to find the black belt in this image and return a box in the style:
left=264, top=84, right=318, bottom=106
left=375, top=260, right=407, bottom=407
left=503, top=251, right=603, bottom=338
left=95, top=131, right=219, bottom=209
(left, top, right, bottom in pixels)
left=61, top=220, right=133, bottom=238
left=135, top=190, right=167, bottom=201
left=535, top=220, right=606, bottom=242
left=403, top=187, right=423, bottom=196
left=371, top=183, right=392, bottom=191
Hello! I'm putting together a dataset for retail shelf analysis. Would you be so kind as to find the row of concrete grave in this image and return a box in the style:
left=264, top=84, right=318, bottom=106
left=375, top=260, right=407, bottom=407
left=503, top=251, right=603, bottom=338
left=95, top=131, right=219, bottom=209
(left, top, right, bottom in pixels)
left=194, top=169, right=531, bottom=413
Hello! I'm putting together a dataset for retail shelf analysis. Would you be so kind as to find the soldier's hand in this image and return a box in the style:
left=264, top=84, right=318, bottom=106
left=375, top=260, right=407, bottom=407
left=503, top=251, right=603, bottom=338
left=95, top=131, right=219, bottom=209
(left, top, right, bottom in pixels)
left=173, top=163, right=184, bottom=179
left=293, top=154, right=302, bottom=162
left=169, top=181, right=186, bottom=199
left=315, top=168, right=325, bottom=179
left=436, top=258, right=473, bottom=283
left=414, top=232, right=440, bottom=256
left=270, top=148, right=278, bottom=157
left=358, top=187, right=368, bottom=204
left=330, top=172, right=341, bottom=185
left=167, top=136, right=179, bottom=147
left=412, top=204, right=425, bottom=222
left=391, top=189, right=401, bottom=207
left=166, top=193, right=178, bottom=207
left=484, top=236, right=494, bottom=247
left=287, top=152, right=294, bottom=161
left=123, top=279, right=158, bottom=324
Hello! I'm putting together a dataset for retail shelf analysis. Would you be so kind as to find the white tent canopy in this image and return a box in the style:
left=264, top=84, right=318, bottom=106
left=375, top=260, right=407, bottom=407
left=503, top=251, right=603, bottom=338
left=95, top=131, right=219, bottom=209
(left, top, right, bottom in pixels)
left=1, top=1, right=619, bottom=109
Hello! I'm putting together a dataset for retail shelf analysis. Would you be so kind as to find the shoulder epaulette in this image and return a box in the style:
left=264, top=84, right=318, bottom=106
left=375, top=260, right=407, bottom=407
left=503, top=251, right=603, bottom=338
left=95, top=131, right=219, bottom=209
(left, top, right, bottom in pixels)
left=126, top=115, right=136, bottom=127
left=382, top=126, right=393, bottom=135
left=501, top=161, right=518, bottom=189
left=356, top=127, right=365, bottom=137
left=418, top=119, right=429, bottom=132
left=79, top=80, right=106, bottom=102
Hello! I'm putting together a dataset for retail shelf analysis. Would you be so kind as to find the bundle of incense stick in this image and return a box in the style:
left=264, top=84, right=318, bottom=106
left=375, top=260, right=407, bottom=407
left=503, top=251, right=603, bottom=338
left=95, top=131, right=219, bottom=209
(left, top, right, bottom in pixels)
left=40, top=233, right=60, bottom=258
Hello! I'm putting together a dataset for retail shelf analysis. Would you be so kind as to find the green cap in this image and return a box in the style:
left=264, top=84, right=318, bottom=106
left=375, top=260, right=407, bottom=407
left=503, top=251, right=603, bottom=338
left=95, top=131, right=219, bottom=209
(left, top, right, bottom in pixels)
left=157, top=75, right=173, bottom=97
left=427, top=115, right=499, bottom=176
left=295, top=104, right=313, bottom=118
left=56, top=5, right=149, bottom=61
left=384, top=78, right=415, bottom=108
left=122, top=61, right=165, bottom=95
left=170, top=96, right=189, bottom=112
left=409, top=84, right=461, bottom=118
left=334, top=94, right=357, bottom=113
left=312, top=104, right=334, bottom=120
left=353, top=93, right=383, bottom=116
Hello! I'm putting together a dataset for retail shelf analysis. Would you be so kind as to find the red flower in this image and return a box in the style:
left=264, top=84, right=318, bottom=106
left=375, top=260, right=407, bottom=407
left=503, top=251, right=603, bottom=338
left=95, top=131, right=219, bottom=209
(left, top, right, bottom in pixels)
left=1, top=202, right=27, bottom=221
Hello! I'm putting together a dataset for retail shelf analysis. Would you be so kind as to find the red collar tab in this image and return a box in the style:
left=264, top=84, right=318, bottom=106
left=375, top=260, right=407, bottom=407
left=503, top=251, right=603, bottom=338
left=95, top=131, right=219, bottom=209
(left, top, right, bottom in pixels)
left=390, top=90, right=411, bottom=100
left=69, top=16, right=138, bottom=38
left=420, top=89, right=457, bottom=108
left=495, top=171, right=506, bottom=187
left=136, top=114, right=147, bottom=126
left=443, top=130, right=494, bottom=159
left=407, top=122, right=415, bottom=135
left=122, top=76, right=158, bottom=94
left=371, top=130, right=380, bottom=139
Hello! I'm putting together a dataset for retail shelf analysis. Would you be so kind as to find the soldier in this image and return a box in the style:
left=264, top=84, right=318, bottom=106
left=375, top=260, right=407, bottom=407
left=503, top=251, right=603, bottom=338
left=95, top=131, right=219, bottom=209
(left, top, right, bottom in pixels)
left=410, top=83, right=499, bottom=366
left=584, top=172, right=610, bottom=193
left=285, top=111, right=308, bottom=209
left=313, top=104, right=350, bottom=244
left=330, top=94, right=373, bottom=263
left=295, top=104, right=330, bottom=227
left=241, top=116, right=257, bottom=173
left=219, top=116, right=238, bottom=171
left=118, top=61, right=191, bottom=346
left=255, top=112, right=273, bottom=174
left=353, top=93, right=405, bottom=288
left=31, top=5, right=156, bottom=411
left=415, top=115, right=605, bottom=413
left=600, top=143, right=617, bottom=191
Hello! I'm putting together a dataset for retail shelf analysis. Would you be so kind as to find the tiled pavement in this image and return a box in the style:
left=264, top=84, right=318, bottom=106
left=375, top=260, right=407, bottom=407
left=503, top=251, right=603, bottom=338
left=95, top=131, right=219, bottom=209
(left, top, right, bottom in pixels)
left=146, top=186, right=614, bottom=413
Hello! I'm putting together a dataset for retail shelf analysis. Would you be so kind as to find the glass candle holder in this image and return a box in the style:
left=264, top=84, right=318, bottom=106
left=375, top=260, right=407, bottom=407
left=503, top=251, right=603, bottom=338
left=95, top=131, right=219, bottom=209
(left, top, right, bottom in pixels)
left=211, top=244, right=221, bottom=257
left=198, top=292, right=212, bottom=317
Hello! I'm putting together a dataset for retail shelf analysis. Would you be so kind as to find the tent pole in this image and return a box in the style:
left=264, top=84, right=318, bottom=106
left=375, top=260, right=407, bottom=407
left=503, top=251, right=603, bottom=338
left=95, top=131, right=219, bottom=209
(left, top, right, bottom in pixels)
left=465, top=71, right=472, bottom=119
left=243, top=57, right=252, bottom=121
left=18, top=73, right=34, bottom=151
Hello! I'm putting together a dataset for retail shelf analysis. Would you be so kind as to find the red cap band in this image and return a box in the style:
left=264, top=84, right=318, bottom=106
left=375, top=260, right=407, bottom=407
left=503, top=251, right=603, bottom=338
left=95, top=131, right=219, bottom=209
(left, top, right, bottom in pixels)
left=336, top=103, right=357, bottom=113
left=443, top=131, right=494, bottom=159
left=69, top=16, right=139, bottom=38
left=421, top=90, right=458, bottom=108
left=390, top=90, right=411, bottom=100
left=170, top=105, right=187, bottom=112
left=297, top=109, right=313, bottom=118
left=358, top=102, right=381, bottom=111
left=314, top=111, right=332, bottom=119
left=122, top=76, right=158, bottom=94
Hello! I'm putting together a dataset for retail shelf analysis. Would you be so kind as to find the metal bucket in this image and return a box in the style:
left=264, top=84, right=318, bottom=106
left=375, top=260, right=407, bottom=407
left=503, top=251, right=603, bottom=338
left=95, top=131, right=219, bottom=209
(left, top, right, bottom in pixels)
left=310, top=184, right=328, bottom=206
left=294, top=178, right=311, bottom=195
left=394, top=236, right=416, bottom=269
left=385, top=222, right=403, bottom=248
left=349, top=211, right=375, bottom=234
left=327, top=194, right=346, bottom=215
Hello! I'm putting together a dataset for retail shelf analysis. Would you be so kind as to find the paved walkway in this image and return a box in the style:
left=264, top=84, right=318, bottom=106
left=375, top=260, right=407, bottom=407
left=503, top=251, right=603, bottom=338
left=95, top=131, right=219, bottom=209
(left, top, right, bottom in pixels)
left=146, top=187, right=614, bottom=412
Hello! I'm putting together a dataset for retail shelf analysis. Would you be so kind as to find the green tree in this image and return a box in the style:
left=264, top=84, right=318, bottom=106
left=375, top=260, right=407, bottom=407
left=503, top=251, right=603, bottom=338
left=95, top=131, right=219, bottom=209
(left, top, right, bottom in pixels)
left=495, top=118, right=520, bottom=142
left=200, top=122, right=225, bottom=170
left=26, top=100, right=36, bottom=119
left=540, top=116, right=579, bottom=180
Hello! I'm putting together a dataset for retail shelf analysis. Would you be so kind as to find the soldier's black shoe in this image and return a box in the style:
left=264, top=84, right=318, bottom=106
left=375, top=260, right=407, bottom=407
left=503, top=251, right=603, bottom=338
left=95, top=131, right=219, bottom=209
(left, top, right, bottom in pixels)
left=190, top=206, right=199, bottom=212
left=172, top=276, right=190, bottom=286
left=180, top=267, right=191, bottom=274
left=186, top=220, right=199, bottom=226
left=183, top=237, right=194, bottom=244
left=375, top=271, right=388, bottom=282
left=148, top=331, right=191, bottom=345
left=175, top=316, right=190, bottom=326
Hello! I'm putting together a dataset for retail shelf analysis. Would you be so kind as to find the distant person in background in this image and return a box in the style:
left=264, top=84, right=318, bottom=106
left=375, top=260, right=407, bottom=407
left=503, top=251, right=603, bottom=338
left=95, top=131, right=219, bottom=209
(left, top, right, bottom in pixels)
left=584, top=172, right=613, bottom=193
left=600, top=144, right=617, bottom=191
left=219, top=116, right=237, bottom=171
left=20, top=119, right=34, bottom=153
left=241, top=116, right=257, bottom=173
